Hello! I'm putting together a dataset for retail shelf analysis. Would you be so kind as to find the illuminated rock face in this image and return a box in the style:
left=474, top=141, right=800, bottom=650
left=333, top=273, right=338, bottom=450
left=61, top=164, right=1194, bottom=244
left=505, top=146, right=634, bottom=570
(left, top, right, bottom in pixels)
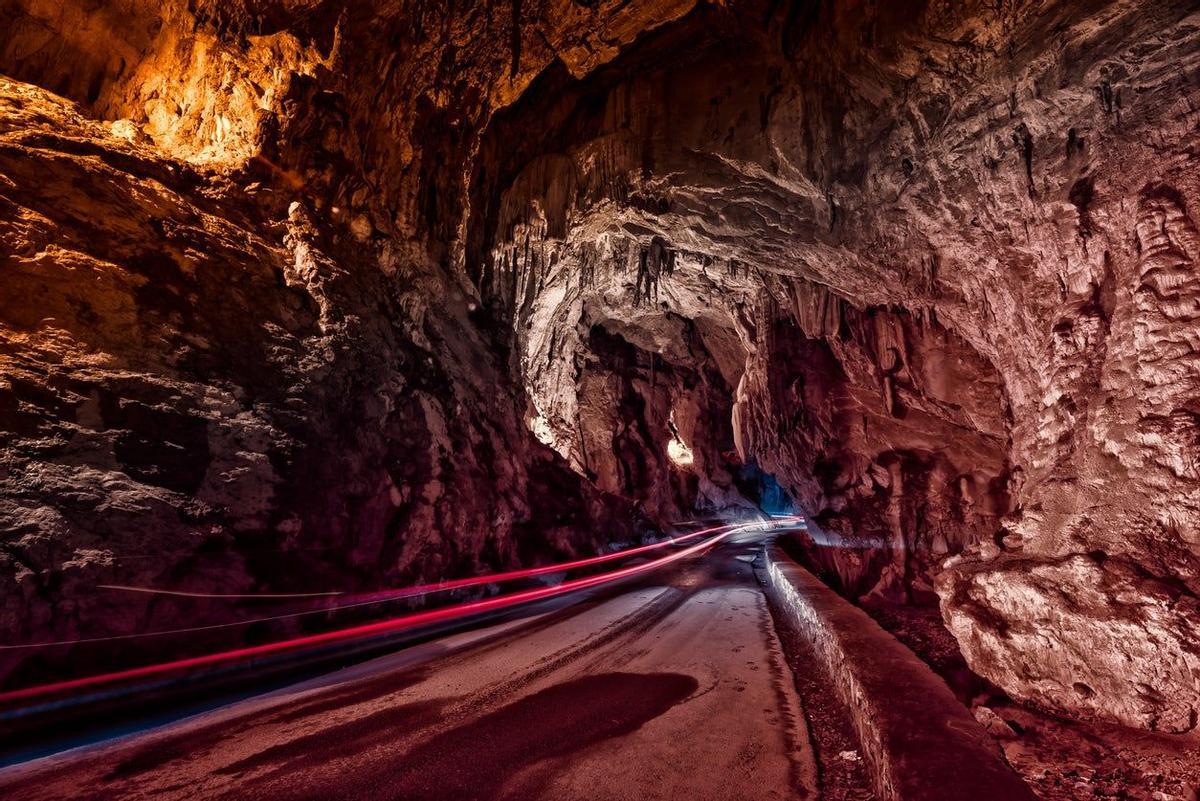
left=0, top=15, right=662, bottom=682
left=465, top=0, right=1200, bottom=733
left=2, top=0, right=1200, bottom=732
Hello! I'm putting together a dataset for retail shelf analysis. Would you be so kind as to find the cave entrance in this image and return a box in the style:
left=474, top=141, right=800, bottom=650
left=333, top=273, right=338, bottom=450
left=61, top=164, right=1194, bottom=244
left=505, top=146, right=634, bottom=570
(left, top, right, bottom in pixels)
left=734, top=461, right=794, bottom=516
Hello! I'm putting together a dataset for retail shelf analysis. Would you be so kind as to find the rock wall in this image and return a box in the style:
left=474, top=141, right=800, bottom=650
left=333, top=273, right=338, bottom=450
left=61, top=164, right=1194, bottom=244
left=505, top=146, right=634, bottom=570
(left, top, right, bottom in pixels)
left=464, top=0, right=1200, bottom=732
left=738, top=287, right=1012, bottom=603
left=0, top=1, right=690, bottom=686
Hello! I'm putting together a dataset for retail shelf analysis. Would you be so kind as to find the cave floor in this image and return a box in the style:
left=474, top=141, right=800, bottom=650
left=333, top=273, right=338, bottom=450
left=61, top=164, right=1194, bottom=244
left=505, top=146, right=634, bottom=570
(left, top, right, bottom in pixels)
left=865, top=601, right=1200, bottom=801
left=0, top=531, right=832, bottom=801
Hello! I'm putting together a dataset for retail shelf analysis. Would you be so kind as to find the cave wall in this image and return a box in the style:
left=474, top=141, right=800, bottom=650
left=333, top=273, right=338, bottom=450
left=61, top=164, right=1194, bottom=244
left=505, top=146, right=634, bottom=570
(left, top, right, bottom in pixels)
left=0, top=77, right=656, bottom=686
left=737, top=286, right=1012, bottom=603
left=0, top=0, right=698, bottom=684
left=0, top=0, right=327, bottom=164
left=464, top=0, right=1200, bottom=733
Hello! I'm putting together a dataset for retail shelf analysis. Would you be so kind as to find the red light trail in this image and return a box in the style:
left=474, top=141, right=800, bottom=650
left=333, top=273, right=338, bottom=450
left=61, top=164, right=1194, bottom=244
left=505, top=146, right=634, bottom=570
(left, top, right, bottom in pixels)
left=94, top=586, right=346, bottom=599
left=0, top=520, right=794, bottom=706
left=330, top=521, right=743, bottom=605
left=0, top=523, right=745, bottom=650
left=93, top=522, right=740, bottom=604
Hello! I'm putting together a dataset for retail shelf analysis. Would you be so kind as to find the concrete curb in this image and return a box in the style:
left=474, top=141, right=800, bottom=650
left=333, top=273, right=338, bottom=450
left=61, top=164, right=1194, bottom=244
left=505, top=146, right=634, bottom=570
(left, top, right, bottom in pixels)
left=763, top=542, right=1038, bottom=801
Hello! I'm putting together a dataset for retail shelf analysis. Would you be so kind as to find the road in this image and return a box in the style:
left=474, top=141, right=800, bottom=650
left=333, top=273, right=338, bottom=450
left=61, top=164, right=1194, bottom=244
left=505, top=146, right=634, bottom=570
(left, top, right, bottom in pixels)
left=0, top=528, right=819, bottom=801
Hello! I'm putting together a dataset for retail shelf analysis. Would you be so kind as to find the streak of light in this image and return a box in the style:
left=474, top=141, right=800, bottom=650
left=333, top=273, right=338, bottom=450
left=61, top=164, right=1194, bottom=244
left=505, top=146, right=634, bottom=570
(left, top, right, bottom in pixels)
left=0, top=595, right=434, bottom=650
left=333, top=522, right=745, bottom=606
left=96, top=586, right=346, bottom=599
left=0, top=523, right=762, bottom=705
left=84, top=520, right=739, bottom=606
left=0, top=523, right=748, bottom=651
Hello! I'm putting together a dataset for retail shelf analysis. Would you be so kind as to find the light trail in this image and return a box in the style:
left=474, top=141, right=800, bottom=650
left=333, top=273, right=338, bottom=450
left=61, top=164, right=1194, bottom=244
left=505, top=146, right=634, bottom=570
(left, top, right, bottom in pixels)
left=0, top=523, right=751, bottom=651
left=331, top=521, right=744, bottom=605
left=96, top=522, right=741, bottom=604
left=95, top=586, right=346, bottom=600
left=0, top=521, right=786, bottom=705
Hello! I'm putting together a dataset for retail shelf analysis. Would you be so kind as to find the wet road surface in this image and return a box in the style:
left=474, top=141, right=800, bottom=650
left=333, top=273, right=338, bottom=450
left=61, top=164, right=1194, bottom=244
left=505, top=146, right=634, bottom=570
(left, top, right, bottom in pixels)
left=0, top=529, right=818, bottom=800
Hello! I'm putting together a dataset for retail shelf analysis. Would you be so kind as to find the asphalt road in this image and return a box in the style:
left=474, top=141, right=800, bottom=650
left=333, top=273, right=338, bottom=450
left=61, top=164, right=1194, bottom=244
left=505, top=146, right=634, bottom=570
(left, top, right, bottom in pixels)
left=0, top=528, right=818, bottom=801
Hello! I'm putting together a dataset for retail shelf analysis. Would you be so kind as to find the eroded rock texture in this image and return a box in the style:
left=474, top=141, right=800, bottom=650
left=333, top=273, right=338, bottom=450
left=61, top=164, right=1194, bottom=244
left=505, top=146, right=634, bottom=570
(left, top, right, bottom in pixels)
left=0, top=0, right=676, bottom=685
left=2, top=0, right=1200, bottom=736
left=463, top=0, right=1200, bottom=733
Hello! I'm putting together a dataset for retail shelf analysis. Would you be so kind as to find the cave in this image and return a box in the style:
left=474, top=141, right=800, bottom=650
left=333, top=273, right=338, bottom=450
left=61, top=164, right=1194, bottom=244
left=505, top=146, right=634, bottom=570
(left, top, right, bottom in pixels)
left=2, top=1, right=1200, bottom=798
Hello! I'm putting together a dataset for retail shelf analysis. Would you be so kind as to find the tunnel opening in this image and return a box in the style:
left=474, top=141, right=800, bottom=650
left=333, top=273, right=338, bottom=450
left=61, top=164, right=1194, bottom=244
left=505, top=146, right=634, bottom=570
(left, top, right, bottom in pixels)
left=733, top=462, right=794, bottom=517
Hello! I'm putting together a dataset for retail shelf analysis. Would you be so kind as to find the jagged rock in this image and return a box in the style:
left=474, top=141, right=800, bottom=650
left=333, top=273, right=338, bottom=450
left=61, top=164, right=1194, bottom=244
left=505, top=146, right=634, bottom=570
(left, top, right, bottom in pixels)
left=0, top=75, right=650, bottom=685
left=972, top=705, right=1019, bottom=740
left=461, top=0, right=1200, bottom=732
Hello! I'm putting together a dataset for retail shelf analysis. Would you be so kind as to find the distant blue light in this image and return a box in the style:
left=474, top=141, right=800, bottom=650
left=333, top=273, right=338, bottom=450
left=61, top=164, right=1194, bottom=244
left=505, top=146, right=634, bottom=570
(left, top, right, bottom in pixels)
left=758, top=472, right=794, bottom=515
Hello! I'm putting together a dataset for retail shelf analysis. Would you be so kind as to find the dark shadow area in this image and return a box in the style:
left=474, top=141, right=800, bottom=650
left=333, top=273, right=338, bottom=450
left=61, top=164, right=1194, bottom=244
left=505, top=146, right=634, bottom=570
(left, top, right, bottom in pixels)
left=388, top=672, right=698, bottom=801
left=734, top=461, right=795, bottom=516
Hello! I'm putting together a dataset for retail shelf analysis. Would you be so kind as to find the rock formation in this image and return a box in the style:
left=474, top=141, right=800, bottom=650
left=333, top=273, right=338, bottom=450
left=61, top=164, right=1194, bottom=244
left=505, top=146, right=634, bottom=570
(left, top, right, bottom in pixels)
left=3, top=0, right=1200, bottom=737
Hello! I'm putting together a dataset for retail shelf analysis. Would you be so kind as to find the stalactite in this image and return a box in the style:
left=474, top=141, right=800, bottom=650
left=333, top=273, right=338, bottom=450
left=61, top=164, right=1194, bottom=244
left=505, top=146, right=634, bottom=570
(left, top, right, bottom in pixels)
left=634, top=244, right=653, bottom=305
left=631, top=236, right=675, bottom=304
left=612, top=237, right=628, bottom=274
left=923, top=252, right=939, bottom=292
left=509, top=0, right=522, bottom=77
left=1012, top=122, right=1035, bottom=197
left=576, top=414, right=592, bottom=476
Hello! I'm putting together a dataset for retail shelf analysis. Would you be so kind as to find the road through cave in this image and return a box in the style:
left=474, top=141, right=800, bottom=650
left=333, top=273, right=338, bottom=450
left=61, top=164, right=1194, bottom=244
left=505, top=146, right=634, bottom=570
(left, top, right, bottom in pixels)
left=3, top=1, right=1200, bottom=798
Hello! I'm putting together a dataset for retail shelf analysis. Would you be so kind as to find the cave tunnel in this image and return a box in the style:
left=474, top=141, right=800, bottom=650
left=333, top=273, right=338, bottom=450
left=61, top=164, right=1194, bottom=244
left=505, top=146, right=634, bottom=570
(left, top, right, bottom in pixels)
left=2, top=0, right=1200, bottom=798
